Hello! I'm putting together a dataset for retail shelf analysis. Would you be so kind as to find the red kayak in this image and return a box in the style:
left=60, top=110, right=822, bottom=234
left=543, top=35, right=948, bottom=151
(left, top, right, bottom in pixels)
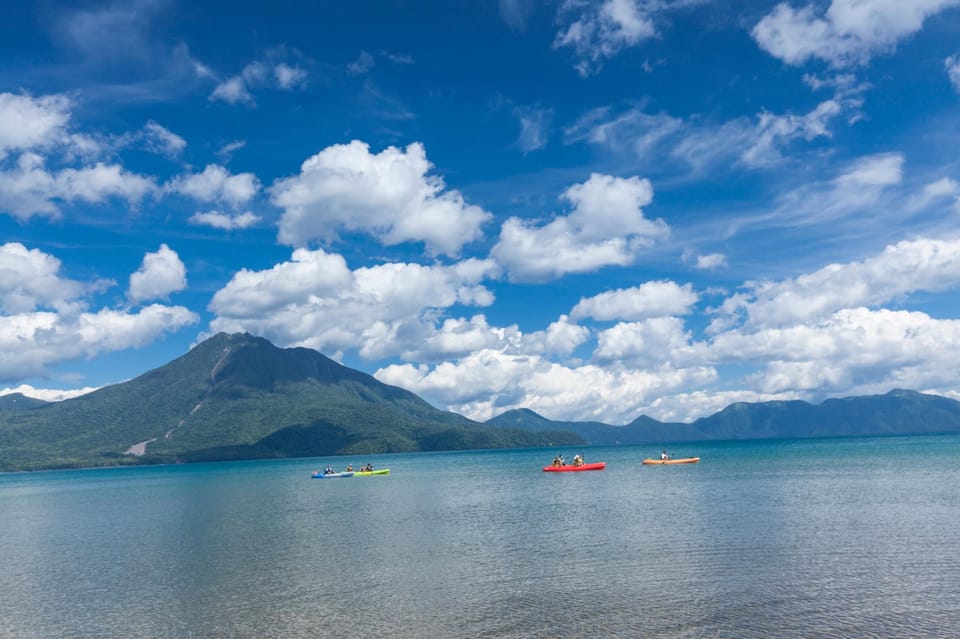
left=543, top=462, right=606, bottom=472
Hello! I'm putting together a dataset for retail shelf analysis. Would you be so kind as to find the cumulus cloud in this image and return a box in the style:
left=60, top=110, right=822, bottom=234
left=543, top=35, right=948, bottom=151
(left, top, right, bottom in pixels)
left=0, top=243, right=97, bottom=314
left=0, top=244, right=197, bottom=382
left=208, top=248, right=499, bottom=360
left=375, top=349, right=716, bottom=423
left=0, top=92, right=71, bottom=158
left=0, top=304, right=198, bottom=383
left=167, top=164, right=260, bottom=207
left=127, top=244, right=187, bottom=304
left=571, top=281, right=698, bottom=321
left=753, top=0, right=960, bottom=68
left=554, top=0, right=657, bottom=77
left=522, top=315, right=591, bottom=357
left=271, top=140, right=491, bottom=256
left=0, top=153, right=156, bottom=220
left=491, top=172, right=668, bottom=281
left=188, top=210, right=260, bottom=230
left=711, top=237, right=960, bottom=332
left=710, top=307, right=960, bottom=397
left=594, top=316, right=699, bottom=366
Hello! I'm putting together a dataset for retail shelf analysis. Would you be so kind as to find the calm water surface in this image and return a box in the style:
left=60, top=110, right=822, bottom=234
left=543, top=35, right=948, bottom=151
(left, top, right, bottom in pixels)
left=1, top=436, right=959, bottom=638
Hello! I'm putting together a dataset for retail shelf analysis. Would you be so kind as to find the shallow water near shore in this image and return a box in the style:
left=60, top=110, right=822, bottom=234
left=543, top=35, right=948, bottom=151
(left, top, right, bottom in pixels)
left=2, top=435, right=959, bottom=638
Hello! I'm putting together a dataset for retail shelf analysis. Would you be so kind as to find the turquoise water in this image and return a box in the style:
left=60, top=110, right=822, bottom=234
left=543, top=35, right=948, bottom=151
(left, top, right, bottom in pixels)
left=1, top=435, right=959, bottom=638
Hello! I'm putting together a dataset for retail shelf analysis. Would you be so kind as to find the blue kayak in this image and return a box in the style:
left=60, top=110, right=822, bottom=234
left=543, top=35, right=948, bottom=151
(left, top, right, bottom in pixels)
left=311, top=471, right=354, bottom=478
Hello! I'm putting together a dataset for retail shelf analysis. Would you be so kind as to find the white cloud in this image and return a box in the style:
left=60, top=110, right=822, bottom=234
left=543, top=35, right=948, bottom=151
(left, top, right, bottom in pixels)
left=208, top=248, right=499, bottom=361
left=216, top=140, right=246, bottom=163
left=730, top=152, right=904, bottom=235
left=382, top=51, right=415, bottom=65
left=566, top=99, right=849, bottom=173
left=0, top=153, right=156, bottom=220
left=274, top=63, right=308, bottom=89
left=57, top=162, right=156, bottom=204
left=522, top=315, right=591, bottom=357
left=491, top=172, right=668, bottom=281
left=210, top=76, right=253, bottom=105
left=168, top=164, right=260, bottom=207
left=399, top=315, right=517, bottom=362
left=512, top=105, right=553, bottom=153
left=905, top=177, right=960, bottom=213
left=571, top=281, right=698, bottom=321
left=0, top=243, right=96, bottom=314
left=0, top=304, right=198, bottom=383
left=0, top=384, right=98, bottom=402
left=554, top=0, right=657, bottom=77
left=142, top=121, right=186, bottom=157
left=188, top=210, right=260, bottom=230
left=712, top=237, right=960, bottom=332
left=127, top=244, right=187, bottom=304
left=271, top=140, right=491, bottom=256
left=0, top=92, right=71, bottom=158
left=594, top=317, right=699, bottom=366
left=347, top=50, right=375, bottom=75
left=689, top=252, right=727, bottom=270
left=742, top=100, right=842, bottom=167
left=710, top=307, right=960, bottom=396
left=499, top=0, right=535, bottom=30
left=210, top=57, right=307, bottom=104
left=375, top=349, right=716, bottom=423
left=753, top=0, right=960, bottom=68
left=946, top=53, right=960, bottom=92
left=565, top=106, right=683, bottom=154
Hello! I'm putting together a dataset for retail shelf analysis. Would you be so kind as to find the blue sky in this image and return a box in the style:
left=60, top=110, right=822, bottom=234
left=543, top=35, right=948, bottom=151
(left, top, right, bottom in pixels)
left=2, top=0, right=960, bottom=424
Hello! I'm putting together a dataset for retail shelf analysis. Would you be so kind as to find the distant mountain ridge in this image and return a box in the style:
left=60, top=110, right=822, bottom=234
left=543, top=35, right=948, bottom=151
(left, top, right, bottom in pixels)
left=3, top=332, right=959, bottom=473
left=485, top=389, right=960, bottom=444
left=0, top=333, right=581, bottom=471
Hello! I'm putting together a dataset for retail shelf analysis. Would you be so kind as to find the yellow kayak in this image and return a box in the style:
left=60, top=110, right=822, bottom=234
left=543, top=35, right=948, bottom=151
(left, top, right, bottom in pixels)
left=642, top=457, right=700, bottom=465
left=353, top=469, right=390, bottom=476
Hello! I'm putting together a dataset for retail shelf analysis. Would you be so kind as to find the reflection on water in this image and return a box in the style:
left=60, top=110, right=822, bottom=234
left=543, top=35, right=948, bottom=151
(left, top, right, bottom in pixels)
left=1, top=436, right=959, bottom=638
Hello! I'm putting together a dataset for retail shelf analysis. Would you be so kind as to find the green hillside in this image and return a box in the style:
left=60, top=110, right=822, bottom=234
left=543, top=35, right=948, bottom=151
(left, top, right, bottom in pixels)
left=0, top=333, right=581, bottom=471
left=0, top=393, right=49, bottom=411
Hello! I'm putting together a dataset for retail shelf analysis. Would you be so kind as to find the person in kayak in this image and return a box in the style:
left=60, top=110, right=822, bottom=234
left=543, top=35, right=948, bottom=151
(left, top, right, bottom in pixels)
left=572, top=454, right=584, bottom=466
left=324, top=465, right=335, bottom=474
left=345, top=464, right=354, bottom=472
left=660, top=450, right=670, bottom=460
left=552, top=455, right=565, bottom=467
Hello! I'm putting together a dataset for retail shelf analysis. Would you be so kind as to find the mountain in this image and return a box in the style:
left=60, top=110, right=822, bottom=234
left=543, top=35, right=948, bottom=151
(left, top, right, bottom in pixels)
left=486, top=389, right=960, bottom=445
left=0, top=333, right=582, bottom=472
left=0, top=393, right=49, bottom=411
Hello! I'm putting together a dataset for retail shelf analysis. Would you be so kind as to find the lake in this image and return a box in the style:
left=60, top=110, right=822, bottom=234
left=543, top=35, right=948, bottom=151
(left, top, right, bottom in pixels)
left=1, top=435, right=959, bottom=638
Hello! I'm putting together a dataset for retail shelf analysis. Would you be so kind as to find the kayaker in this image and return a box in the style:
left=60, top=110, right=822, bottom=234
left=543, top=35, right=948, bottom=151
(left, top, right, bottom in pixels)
left=572, top=454, right=584, bottom=467
left=660, top=450, right=670, bottom=460
left=324, top=465, right=335, bottom=474
left=345, top=464, right=354, bottom=472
